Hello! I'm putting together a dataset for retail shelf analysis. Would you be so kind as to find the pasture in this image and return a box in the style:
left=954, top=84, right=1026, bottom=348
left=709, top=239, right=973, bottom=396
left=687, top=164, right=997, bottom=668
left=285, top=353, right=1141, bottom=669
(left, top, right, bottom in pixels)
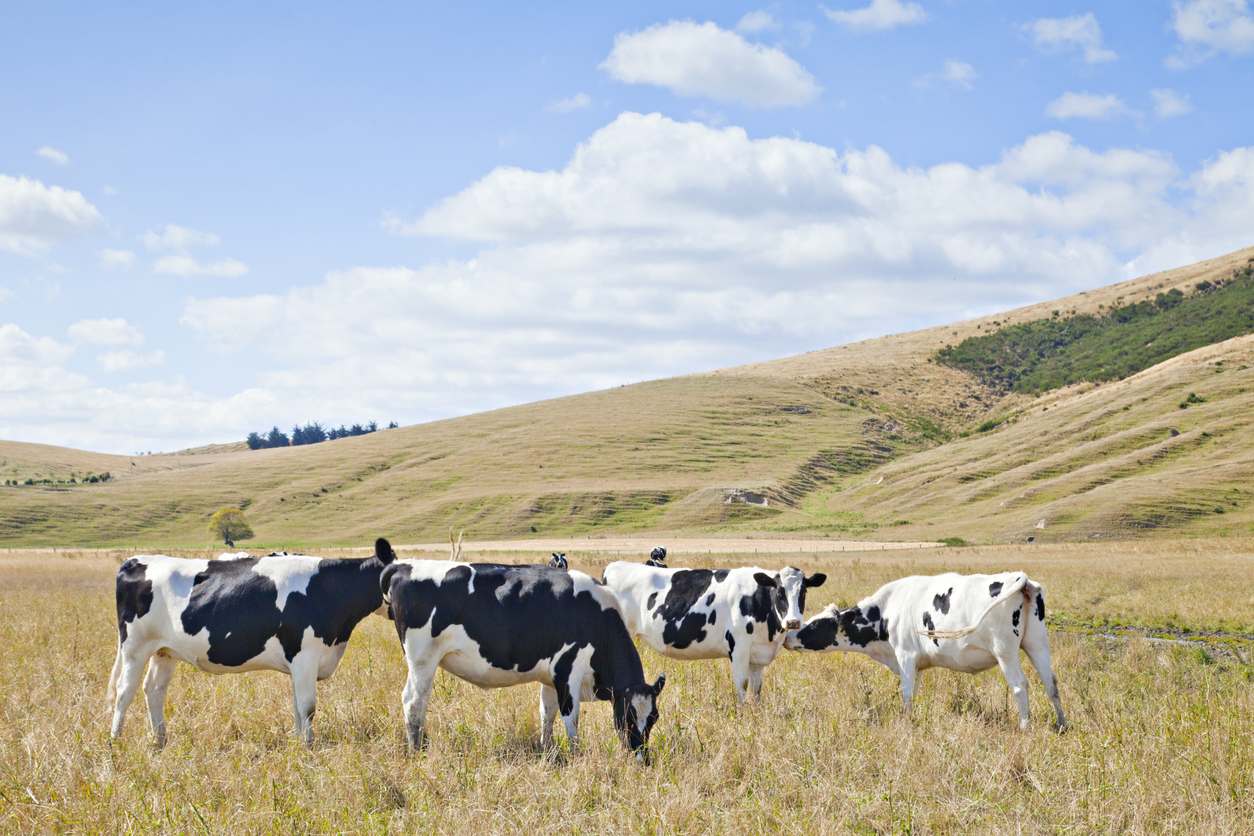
left=3, top=539, right=1253, bottom=834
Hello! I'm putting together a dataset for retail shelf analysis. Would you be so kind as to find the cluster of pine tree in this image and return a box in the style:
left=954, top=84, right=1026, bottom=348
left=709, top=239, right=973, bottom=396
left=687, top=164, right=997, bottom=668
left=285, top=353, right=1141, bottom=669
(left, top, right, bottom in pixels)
left=246, top=421, right=398, bottom=450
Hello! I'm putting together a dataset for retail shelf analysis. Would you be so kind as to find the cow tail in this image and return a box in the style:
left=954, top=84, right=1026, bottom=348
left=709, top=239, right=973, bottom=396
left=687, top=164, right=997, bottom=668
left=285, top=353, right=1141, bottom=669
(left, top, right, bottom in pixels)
left=380, top=562, right=401, bottom=608
left=918, top=573, right=1030, bottom=640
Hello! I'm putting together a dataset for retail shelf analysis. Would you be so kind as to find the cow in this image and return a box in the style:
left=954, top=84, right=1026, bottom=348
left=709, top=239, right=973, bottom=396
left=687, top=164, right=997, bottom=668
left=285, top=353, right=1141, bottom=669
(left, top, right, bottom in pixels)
left=601, top=562, right=826, bottom=702
left=784, top=572, right=1066, bottom=731
left=108, top=539, right=397, bottom=747
left=549, top=553, right=568, bottom=569
left=645, top=547, right=667, bottom=568
left=379, top=538, right=665, bottom=759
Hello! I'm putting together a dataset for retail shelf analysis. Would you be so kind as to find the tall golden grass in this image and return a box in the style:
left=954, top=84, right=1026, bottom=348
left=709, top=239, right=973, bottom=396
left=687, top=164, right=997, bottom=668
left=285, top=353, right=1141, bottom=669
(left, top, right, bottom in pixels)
left=3, top=541, right=1252, bottom=834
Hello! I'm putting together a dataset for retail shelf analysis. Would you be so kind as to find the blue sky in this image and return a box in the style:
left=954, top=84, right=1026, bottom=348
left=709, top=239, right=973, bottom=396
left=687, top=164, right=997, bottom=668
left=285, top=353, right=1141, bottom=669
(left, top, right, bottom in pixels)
left=2, top=1, right=1253, bottom=453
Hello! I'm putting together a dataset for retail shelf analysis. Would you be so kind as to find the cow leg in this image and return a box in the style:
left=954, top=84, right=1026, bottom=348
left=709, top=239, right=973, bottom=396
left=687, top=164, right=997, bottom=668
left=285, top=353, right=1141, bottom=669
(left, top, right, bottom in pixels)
left=539, top=685, right=560, bottom=750
left=401, top=660, right=439, bottom=752
left=110, top=641, right=154, bottom=742
left=896, top=653, right=919, bottom=714
left=728, top=639, right=752, bottom=703
left=142, top=651, right=178, bottom=749
left=747, top=662, right=767, bottom=700
left=554, top=657, right=587, bottom=755
left=1022, top=619, right=1067, bottom=732
left=289, top=656, right=320, bottom=746
left=995, top=646, right=1032, bottom=731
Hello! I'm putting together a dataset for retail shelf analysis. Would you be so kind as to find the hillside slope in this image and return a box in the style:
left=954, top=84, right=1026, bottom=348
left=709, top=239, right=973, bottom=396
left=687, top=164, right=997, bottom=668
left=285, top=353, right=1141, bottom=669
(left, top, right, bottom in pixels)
left=2, top=245, right=1252, bottom=547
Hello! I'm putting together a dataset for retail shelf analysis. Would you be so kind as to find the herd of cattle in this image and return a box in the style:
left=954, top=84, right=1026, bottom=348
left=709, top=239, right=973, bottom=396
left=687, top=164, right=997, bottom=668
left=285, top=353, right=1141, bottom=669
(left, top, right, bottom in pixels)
left=109, top=538, right=1066, bottom=759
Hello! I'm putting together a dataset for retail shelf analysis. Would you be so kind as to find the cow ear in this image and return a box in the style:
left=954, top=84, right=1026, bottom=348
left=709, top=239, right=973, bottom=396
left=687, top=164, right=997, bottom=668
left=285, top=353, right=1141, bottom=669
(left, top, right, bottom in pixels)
left=753, top=572, right=778, bottom=588
left=375, top=538, right=395, bottom=565
left=652, top=674, right=666, bottom=696
left=805, top=573, right=827, bottom=588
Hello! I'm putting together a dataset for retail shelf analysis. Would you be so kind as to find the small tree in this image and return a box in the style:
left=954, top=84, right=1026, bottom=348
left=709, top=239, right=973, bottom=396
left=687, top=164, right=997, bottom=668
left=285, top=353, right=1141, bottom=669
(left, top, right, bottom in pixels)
left=208, top=508, right=254, bottom=545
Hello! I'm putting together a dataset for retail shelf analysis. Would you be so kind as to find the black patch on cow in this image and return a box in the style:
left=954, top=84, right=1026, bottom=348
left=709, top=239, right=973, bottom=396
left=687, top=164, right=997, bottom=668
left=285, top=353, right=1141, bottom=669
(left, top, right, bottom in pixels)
left=933, top=587, right=953, bottom=615
left=553, top=644, right=579, bottom=716
left=738, top=582, right=783, bottom=641
left=725, top=631, right=736, bottom=659
left=839, top=605, right=886, bottom=648
left=646, top=592, right=658, bottom=610
left=385, top=561, right=651, bottom=741
left=989, top=581, right=1004, bottom=598
left=115, top=558, right=154, bottom=644
left=178, top=552, right=392, bottom=668
left=1012, top=607, right=1021, bottom=628
left=745, top=621, right=754, bottom=634
left=707, top=610, right=716, bottom=626
left=653, top=570, right=720, bottom=649
left=1036, top=591, right=1046, bottom=622
left=921, top=611, right=939, bottom=646
left=713, top=570, right=730, bottom=583
left=705, top=593, right=715, bottom=606
left=790, top=614, right=839, bottom=652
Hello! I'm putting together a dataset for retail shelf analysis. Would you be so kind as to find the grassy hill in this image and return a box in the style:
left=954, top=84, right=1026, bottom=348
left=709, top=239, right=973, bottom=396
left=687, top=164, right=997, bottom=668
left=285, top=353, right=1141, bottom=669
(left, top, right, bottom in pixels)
left=2, top=245, right=1252, bottom=548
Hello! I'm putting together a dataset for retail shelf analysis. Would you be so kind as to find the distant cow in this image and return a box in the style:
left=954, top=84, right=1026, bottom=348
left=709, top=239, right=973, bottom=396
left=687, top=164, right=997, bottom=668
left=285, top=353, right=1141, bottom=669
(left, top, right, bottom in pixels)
left=785, top=572, right=1066, bottom=731
left=549, top=553, right=568, bottom=569
left=380, top=540, right=665, bottom=758
left=109, top=539, right=396, bottom=747
left=602, top=562, right=825, bottom=701
left=645, top=547, right=667, bottom=568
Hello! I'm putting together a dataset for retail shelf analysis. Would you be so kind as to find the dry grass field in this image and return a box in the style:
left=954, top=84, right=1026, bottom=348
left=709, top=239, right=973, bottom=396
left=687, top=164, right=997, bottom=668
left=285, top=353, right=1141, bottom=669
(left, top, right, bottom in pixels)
left=4, top=540, right=1253, bottom=835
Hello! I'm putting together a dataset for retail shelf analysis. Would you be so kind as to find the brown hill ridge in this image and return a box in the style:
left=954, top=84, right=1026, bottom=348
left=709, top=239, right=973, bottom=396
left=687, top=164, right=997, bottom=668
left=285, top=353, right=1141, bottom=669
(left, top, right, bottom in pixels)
left=2, top=245, right=1253, bottom=547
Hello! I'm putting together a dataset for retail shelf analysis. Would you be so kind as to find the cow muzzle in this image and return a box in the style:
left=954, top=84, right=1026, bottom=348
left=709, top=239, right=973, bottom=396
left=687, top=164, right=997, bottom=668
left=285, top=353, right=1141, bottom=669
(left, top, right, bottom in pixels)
left=785, top=618, right=802, bottom=630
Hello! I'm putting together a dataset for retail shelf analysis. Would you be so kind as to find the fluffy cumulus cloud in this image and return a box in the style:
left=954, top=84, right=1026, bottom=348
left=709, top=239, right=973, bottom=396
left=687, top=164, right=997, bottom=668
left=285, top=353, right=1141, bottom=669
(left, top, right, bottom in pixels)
left=600, top=20, right=820, bottom=107
left=0, top=174, right=102, bottom=255
left=166, top=113, right=1254, bottom=443
left=1020, top=13, right=1117, bottom=63
left=98, top=350, right=165, bottom=372
left=1169, top=0, right=1254, bottom=66
left=1046, top=91, right=1136, bottom=120
left=1152, top=88, right=1193, bottom=117
left=142, top=224, right=220, bottom=250
left=37, top=146, right=70, bottom=166
left=736, top=11, right=778, bottom=33
left=915, top=59, right=978, bottom=90
left=67, top=317, right=144, bottom=347
left=99, top=248, right=135, bottom=268
left=823, top=0, right=927, bottom=32
left=153, top=255, right=248, bottom=277
left=545, top=93, right=592, bottom=113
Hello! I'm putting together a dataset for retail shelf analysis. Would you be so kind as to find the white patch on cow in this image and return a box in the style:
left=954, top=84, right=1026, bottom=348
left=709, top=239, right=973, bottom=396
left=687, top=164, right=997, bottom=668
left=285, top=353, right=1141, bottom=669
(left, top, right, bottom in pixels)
left=251, top=555, right=324, bottom=610
left=217, top=551, right=253, bottom=561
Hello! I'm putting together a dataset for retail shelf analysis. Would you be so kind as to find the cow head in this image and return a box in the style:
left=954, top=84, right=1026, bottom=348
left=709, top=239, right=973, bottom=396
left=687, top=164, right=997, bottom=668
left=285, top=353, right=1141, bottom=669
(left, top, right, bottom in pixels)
left=549, top=553, right=568, bottom=569
left=785, top=603, right=888, bottom=652
left=614, top=674, right=666, bottom=761
left=752, top=567, right=827, bottom=631
left=645, top=547, right=668, bottom=568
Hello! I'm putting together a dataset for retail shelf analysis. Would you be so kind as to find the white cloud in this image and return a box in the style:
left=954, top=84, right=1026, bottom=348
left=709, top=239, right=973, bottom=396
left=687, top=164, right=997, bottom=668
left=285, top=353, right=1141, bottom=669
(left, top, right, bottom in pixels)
left=153, top=254, right=248, bottom=277
left=142, top=224, right=220, bottom=251
left=98, top=350, right=165, bottom=372
left=0, top=174, right=102, bottom=255
left=600, top=20, right=821, bottom=107
left=68, top=317, right=144, bottom=347
left=1169, top=0, right=1254, bottom=66
left=99, top=248, right=136, bottom=268
left=1020, top=13, right=1117, bottom=63
left=1046, top=91, right=1136, bottom=120
left=915, top=59, right=978, bottom=90
left=545, top=93, right=593, bottom=113
left=37, top=146, right=70, bottom=166
left=737, top=11, right=778, bottom=33
left=823, top=0, right=927, bottom=32
left=1152, top=88, right=1194, bottom=117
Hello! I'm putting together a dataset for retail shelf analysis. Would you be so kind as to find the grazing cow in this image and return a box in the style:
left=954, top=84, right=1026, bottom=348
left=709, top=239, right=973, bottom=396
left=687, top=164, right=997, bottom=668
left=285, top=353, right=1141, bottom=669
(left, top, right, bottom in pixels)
left=549, top=553, right=568, bottom=569
left=109, top=539, right=396, bottom=747
left=601, top=562, right=826, bottom=701
left=645, top=547, right=667, bottom=568
left=784, top=572, right=1066, bottom=731
left=380, top=538, right=665, bottom=758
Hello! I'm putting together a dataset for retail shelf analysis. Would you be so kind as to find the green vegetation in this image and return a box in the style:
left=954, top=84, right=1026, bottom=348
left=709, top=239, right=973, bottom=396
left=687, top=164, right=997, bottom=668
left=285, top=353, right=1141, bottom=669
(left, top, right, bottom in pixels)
left=208, top=507, right=254, bottom=544
left=936, top=267, right=1254, bottom=394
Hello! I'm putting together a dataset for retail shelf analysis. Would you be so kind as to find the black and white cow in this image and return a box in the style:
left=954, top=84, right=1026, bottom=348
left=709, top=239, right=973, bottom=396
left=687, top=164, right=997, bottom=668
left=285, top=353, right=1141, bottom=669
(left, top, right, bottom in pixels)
left=645, top=547, right=667, bottom=568
left=784, top=572, right=1066, bottom=731
left=380, top=542, right=665, bottom=758
left=109, top=539, right=396, bottom=747
left=601, top=562, right=826, bottom=702
left=549, top=553, right=568, bottom=570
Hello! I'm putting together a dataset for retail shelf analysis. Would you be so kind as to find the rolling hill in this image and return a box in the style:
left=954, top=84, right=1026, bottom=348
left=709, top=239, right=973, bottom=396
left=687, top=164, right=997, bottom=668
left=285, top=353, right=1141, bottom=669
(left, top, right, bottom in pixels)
left=3, top=244, right=1253, bottom=548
